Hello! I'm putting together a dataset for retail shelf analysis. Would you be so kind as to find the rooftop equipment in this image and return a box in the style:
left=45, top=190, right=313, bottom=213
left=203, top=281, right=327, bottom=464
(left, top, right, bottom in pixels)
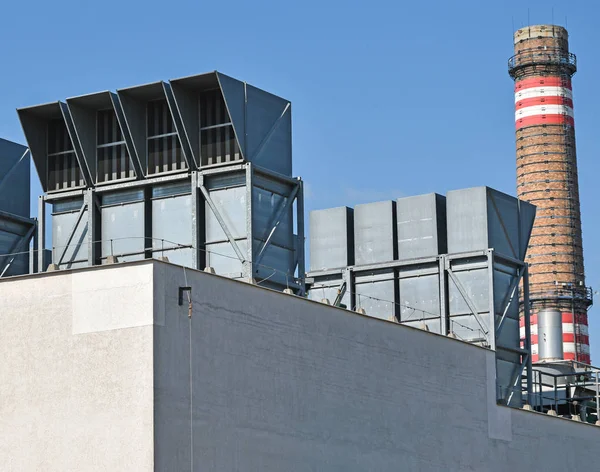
left=0, top=138, right=38, bottom=276
left=306, top=186, right=536, bottom=407
left=17, top=72, right=305, bottom=292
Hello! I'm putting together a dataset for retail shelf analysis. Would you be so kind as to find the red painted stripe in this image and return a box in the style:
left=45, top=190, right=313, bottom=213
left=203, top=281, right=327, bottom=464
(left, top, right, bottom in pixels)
left=516, top=115, right=574, bottom=129
left=532, top=354, right=539, bottom=362
left=562, top=334, right=590, bottom=344
left=516, top=96, right=573, bottom=110
left=562, top=313, right=589, bottom=325
left=515, top=76, right=572, bottom=91
left=564, top=352, right=576, bottom=361
left=579, top=354, right=591, bottom=364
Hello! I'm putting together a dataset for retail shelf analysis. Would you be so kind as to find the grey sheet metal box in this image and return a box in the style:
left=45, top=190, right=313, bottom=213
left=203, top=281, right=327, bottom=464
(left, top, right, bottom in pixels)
left=355, top=269, right=397, bottom=321
left=446, top=187, right=535, bottom=260
left=309, top=207, right=354, bottom=271
left=397, top=193, right=446, bottom=260
left=354, top=200, right=396, bottom=266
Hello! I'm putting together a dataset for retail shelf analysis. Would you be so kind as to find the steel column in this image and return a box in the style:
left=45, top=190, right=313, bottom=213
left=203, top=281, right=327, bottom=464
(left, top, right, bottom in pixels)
left=85, top=189, right=99, bottom=266
left=487, top=249, right=496, bottom=352
left=439, top=256, right=448, bottom=335
left=37, top=196, right=45, bottom=273
left=523, top=265, right=533, bottom=405
left=296, top=179, right=306, bottom=295
left=191, top=172, right=202, bottom=270
left=245, top=163, right=254, bottom=280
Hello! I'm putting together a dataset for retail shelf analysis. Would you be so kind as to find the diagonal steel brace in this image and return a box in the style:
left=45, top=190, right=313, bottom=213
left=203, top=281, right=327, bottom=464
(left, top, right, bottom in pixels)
left=198, top=183, right=245, bottom=263
left=255, top=183, right=299, bottom=266
left=446, top=267, right=489, bottom=335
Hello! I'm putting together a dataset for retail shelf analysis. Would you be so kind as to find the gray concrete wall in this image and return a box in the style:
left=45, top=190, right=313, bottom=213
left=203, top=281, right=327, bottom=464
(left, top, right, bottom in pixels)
left=154, top=261, right=600, bottom=471
left=0, top=265, right=156, bottom=471
left=1, top=260, right=599, bottom=471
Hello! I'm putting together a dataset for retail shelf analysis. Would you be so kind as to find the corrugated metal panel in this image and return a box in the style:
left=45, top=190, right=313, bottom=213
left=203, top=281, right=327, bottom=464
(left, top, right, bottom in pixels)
left=354, top=201, right=396, bottom=266
left=309, top=207, right=354, bottom=271
left=397, top=193, right=446, bottom=260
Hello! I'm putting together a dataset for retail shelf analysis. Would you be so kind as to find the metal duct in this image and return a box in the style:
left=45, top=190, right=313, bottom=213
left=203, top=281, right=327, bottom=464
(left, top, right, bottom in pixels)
left=538, top=308, right=564, bottom=361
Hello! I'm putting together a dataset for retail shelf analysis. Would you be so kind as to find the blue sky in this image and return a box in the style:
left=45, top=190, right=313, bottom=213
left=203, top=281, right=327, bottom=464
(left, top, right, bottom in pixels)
left=1, top=0, right=599, bottom=358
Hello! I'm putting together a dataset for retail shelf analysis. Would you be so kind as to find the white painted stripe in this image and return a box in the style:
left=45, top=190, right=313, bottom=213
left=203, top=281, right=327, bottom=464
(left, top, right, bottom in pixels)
left=531, top=344, right=538, bottom=355
left=515, top=104, right=574, bottom=120
left=515, top=87, right=573, bottom=102
left=562, top=323, right=589, bottom=336
left=521, top=324, right=589, bottom=336
left=562, top=342, right=591, bottom=353
left=520, top=325, right=538, bottom=337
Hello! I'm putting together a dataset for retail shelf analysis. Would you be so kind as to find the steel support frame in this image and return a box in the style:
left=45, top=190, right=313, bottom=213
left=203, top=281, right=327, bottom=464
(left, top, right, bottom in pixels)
left=39, top=160, right=305, bottom=290
left=0, top=220, right=36, bottom=277
left=306, top=249, right=533, bottom=404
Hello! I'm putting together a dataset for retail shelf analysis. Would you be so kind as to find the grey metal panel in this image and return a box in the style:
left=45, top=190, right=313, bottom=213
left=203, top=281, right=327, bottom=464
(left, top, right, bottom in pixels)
left=205, top=186, right=247, bottom=242
left=116, top=88, right=148, bottom=175
left=448, top=265, right=490, bottom=316
left=59, top=102, right=91, bottom=185
left=307, top=274, right=350, bottom=307
left=449, top=313, right=491, bottom=343
left=355, top=270, right=396, bottom=321
left=397, top=193, right=446, bottom=259
left=53, top=206, right=88, bottom=268
left=217, top=72, right=247, bottom=158
left=0, top=214, right=33, bottom=276
left=168, top=81, right=200, bottom=169
left=17, top=103, right=61, bottom=193
left=486, top=188, right=520, bottom=259
left=155, top=247, right=194, bottom=267
left=447, top=187, right=535, bottom=259
left=245, top=85, right=292, bottom=176
left=253, top=186, right=293, bottom=249
left=309, top=207, right=354, bottom=271
left=518, top=200, right=536, bottom=260
left=152, top=193, right=193, bottom=267
left=538, top=309, right=564, bottom=361
left=354, top=200, right=396, bottom=266
left=67, top=91, right=141, bottom=182
left=402, top=318, right=442, bottom=334
left=254, top=242, right=294, bottom=284
left=398, top=270, right=440, bottom=321
left=206, top=240, right=247, bottom=278
left=496, top=317, right=520, bottom=352
left=0, top=138, right=29, bottom=217
left=446, top=187, right=489, bottom=254
left=66, top=97, right=102, bottom=183
left=162, top=82, right=193, bottom=169
left=101, top=200, right=145, bottom=262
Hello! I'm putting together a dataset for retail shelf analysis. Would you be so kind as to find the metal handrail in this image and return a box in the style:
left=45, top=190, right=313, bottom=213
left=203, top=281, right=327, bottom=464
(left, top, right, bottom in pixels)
left=519, top=284, right=593, bottom=308
left=508, top=50, right=577, bottom=76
